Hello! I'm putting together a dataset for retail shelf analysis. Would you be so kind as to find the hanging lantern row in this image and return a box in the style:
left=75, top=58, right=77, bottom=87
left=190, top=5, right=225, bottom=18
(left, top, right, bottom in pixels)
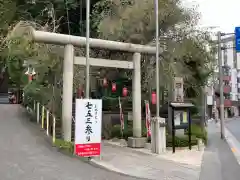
left=103, top=78, right=157, bottom=101
left=103, top=78, right=128, bottom=97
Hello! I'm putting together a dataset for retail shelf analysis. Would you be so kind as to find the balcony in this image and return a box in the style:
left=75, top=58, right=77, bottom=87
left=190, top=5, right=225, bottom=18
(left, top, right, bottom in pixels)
left=223, top=75, right=231, bottom=81
left=223, top=85, right=231, bottom=93
left=214, top=84, right=231, bottom=95
left=216, top=98, right=232, bottom=107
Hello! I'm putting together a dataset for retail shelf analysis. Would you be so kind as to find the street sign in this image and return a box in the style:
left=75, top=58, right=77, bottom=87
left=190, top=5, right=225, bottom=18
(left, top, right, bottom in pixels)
left=235, top=27, right=240, bottom=52
left=75, top=99, right=102, bottom=157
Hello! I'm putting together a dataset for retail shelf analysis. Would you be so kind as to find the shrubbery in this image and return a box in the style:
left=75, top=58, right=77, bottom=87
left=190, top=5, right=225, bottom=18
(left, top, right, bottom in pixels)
left=109, top=122, right=207, bottom=147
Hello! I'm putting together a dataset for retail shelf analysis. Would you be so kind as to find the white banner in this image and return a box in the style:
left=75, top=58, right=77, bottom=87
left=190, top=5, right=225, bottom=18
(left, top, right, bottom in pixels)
left=75, top=99, right=102, bottom=157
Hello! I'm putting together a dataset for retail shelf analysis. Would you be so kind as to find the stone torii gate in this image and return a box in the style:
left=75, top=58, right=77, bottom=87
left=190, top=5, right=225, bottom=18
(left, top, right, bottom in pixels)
left=30, top=29, right=160, bottom=147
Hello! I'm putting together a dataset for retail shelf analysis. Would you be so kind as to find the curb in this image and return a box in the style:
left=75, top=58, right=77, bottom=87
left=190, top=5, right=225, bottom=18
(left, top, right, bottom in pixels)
left=104, top=140, right=202, bottom=157
left=103, top=141, right=158, bottom=157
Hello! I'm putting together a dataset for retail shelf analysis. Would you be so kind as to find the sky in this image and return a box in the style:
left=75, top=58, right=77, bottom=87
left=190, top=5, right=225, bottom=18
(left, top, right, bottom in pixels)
left=182, top=0, right=240, bottom=33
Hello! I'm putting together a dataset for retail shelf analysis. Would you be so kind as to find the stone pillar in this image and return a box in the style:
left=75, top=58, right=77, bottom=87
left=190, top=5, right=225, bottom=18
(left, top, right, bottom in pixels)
left=128, top=53, right=146, bottom=148
left=62, top=44, right=74, bottom=141
left=132, top=52, right=142, bottom=138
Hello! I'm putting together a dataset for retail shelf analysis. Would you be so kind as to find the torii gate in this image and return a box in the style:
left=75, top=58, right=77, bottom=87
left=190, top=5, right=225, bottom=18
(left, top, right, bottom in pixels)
left=30, top=29, right=160, bottom=147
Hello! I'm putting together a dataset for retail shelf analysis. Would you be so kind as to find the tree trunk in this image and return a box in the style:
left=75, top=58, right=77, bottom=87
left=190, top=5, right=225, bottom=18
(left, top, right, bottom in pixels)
left=200, top=87, right=206, bottom=130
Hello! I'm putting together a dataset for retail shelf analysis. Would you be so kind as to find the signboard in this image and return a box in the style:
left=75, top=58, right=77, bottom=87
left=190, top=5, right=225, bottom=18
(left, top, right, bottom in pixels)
left=174, top=111, right=181, bottom=126
left=182, top=111, right=188, bottom=123
left=207, top=95, right=213, bottom=105
left=235, top=27, right=240, bottom=52
left=174, top=111, right=188, bottom=127
left=75, top=99, right=102, bottom=157
left=170, top=102, right=194, bottom=153
left=173, top=77, right=184, bottom=102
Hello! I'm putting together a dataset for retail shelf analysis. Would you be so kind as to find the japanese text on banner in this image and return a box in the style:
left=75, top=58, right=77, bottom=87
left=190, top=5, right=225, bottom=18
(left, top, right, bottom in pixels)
left=85, top=101, right=93, bottom=142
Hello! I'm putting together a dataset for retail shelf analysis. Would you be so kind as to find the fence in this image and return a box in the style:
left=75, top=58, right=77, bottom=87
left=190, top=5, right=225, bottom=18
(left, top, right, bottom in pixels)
left=23, top=96, right=62, bottom=144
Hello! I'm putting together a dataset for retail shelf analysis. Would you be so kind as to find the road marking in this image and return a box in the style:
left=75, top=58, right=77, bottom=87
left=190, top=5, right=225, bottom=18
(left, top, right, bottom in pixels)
left=232, top=148, right=236, bottom=153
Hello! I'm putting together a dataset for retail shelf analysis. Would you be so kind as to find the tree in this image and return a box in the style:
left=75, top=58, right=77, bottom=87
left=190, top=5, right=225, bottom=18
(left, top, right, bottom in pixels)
left=91, top=0, right=215, bottom=113
left=1, top=0, right=216, bottom=118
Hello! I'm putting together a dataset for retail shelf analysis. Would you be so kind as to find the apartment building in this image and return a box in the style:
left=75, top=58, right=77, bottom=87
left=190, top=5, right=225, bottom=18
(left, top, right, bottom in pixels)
left=210, top=36, right=240, bottom=117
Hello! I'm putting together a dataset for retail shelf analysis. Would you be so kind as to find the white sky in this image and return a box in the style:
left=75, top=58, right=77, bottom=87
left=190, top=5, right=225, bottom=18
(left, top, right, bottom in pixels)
left=183, top=0, right=240, bottom=33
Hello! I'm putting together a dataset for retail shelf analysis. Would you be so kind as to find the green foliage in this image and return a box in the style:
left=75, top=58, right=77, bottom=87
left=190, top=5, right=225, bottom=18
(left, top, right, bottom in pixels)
left=7, top=56, right=25, bottom=87
left=110, top=124, right=133, bottom=139
left=188, top=124, right=208, bottom=144
left=166, top=135, right=198, bottom=147
left=110, top=122, right=207, bottom=147
left=0, top=0, right=216, bottom=121
left=91, top=0, right=215, bottom=114
left=54, top=138, right=74, bottom=154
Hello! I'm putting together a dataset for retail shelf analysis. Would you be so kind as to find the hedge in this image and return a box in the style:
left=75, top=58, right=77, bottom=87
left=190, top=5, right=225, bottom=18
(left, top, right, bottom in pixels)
left=110, top=123, right=207, bottom=147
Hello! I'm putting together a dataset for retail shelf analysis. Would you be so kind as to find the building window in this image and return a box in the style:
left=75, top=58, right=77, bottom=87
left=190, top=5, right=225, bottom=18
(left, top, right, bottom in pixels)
left=223, top=67, right=230, bottom=76
left=224, top=81, right=230, bottom=85
left=225, top=94, right=231, bottom=99
left=238, top=78, right=240, bottom=83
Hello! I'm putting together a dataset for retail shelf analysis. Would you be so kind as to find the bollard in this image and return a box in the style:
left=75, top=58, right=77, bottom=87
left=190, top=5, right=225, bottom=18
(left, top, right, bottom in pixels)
left=41, top=106, right=45, bottom=129
left=151, top=117, right=166, bottom=154
left=46, top=110, right=50, bottom=136
left=197, top=139, right=204, bottom=151
left=37, top=102, right=40, bottom=123
left=52, top=116, right=56, bottom=144
left=156, top=117, right=166, bottom=154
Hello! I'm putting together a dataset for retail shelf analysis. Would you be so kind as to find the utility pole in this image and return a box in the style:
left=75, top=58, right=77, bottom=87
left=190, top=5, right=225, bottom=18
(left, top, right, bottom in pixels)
left=217, top=31, right=225, bottom=139
left=85, top=0, right=90, bottom=98
left=155, top=0, right=160, bottom=117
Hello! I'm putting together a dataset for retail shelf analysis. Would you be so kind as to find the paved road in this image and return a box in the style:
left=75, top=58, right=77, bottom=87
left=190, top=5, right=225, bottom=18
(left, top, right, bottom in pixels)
left=226, top=118, right=240, bottom=143
left=0, top=104, right=143, bottom=180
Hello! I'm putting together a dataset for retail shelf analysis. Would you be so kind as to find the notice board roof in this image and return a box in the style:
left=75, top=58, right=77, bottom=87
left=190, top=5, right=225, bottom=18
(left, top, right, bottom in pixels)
left=170, top=102, right=194, bottom=109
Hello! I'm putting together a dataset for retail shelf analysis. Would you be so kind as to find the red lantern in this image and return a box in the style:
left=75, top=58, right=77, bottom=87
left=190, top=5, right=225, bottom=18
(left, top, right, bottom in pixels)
left=122, top=87, right=128, bottom=97
left=78, top=87, right=83, bottom=98
left=28, top=75, right=33, bottom=82
left=151, top=91, right=156, bottom=105
left=103, top=78, right=108, bottom=87
left=112, top=82, right=116, bottom=92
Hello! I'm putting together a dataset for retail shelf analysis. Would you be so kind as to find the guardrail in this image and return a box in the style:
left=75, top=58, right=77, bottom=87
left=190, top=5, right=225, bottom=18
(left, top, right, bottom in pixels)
left=23, top=96, right=61, bottom=144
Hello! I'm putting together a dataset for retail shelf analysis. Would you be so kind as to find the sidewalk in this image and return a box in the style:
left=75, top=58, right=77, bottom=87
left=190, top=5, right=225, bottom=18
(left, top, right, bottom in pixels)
left=199, top=122, right=240, bottom=180
left=92, top=122, right=240, bottom=180
left=92, top=141, right=204, bottom=180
